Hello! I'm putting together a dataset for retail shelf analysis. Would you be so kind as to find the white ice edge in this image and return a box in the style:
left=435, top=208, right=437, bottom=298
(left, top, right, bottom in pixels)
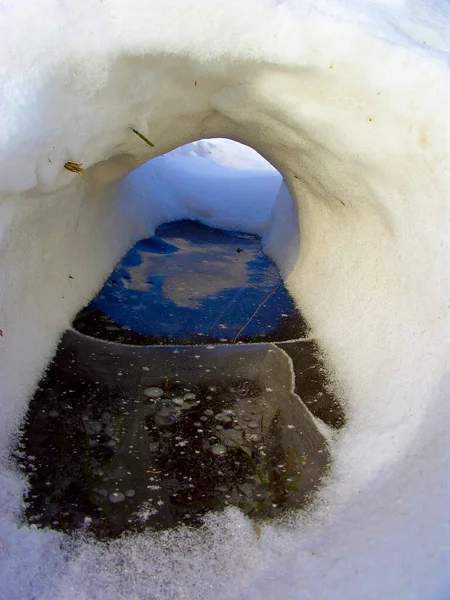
left=0, top=1, right=449, bottom=599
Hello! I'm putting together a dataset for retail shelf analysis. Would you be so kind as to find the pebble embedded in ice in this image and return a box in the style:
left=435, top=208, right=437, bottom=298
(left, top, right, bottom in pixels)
left=125, top=489, right=136, bottom=498
left=86, top=420, right=102, bottom=435
left=100, top=411, right=111, bottom=423
left=215, top=413, right=232, bottom=424
left=211, top=444, right=227, bottom=457
left=104, top=424, right=115, bottom=437
left=144, top=387, right=164, bottom=399
left=109, top=492, right=125, bottom=504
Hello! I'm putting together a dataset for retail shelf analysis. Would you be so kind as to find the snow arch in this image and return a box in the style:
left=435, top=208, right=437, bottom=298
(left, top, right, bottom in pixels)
left=1, top=2, right=450, bottom=598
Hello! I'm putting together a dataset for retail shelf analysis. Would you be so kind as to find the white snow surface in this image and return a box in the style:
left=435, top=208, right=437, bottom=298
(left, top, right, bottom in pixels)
left=1, top=1, right=450, bottom=599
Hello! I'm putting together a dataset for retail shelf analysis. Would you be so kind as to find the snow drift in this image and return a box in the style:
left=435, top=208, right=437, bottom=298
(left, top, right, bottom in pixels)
left=0, top=1, right=450, bottom=599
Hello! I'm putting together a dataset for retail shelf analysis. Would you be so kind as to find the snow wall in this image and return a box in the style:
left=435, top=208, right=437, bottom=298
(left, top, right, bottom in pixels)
left=1, top=1, right=450, bottom=599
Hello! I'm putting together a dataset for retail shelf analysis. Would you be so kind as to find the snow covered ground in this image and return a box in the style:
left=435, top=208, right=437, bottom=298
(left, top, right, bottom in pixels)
left=1, top=1, right=450, bottom=599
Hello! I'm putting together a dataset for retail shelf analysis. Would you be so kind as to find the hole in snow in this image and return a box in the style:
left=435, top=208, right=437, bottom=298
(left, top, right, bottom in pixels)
left=13, top=140, right=345, bottom=540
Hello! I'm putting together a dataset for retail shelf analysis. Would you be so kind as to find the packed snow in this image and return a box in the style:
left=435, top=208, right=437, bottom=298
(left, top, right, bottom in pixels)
left=1, top=1, right=450, bottom=599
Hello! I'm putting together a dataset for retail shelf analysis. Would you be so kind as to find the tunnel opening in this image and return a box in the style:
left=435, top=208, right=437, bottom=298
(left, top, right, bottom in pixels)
left=13, top=139, right=345, bottom=540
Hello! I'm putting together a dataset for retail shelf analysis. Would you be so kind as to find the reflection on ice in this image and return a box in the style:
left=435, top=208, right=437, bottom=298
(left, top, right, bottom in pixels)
left=73, top=220, right=307, bottom=344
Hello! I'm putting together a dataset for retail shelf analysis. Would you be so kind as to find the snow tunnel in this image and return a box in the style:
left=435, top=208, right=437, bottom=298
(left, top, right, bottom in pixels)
left=1, top=2, right=449, bottom=599
left=17, top=140, right=342, bottom=537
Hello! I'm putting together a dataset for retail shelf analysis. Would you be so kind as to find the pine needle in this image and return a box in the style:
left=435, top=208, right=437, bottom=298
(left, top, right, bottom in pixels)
left=233, top=283, right=281, bottom=342
left=130, top=127, right=155, bottom=148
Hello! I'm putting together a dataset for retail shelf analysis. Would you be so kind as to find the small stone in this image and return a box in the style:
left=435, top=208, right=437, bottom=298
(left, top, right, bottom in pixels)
left=100, top=411, right=111, bottom=423
left=183, top=392, right=196, bottom=401
left=200, top=416, right=208, bottom=422
left=125, top=489, right=136, bottom=498
left=215, top=485, right=228, bottom=493
left=87, top=421, right=102, bottom=435
left=104, top=424, right=115, bottom=437
left=238, top=483, right=253, bottom=497
left=247, top=421, right=259, bottom=429
left=204, top=409, right=214, bottom=416
left=144, top=387, right=164, bottom=399
left=109, top=492, right=125, bottom=504
left=211, top=445, right=227, bottom=457
left=155, top=412, right=178, bottom=426
left=48, top=410, right=59, bottom=418
left=172, top=398, right=185, bottom=406
left=107, top=440, right=117, bottom=447
left=215, top=413, right=232, bottom=424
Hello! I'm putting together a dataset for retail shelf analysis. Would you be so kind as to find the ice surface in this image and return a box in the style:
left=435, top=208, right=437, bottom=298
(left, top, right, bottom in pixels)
left=73, top=220, right=305, bottom=343
left=1, top=1, right=450, bottom=599
left=17, top=331, right=329, bottom=538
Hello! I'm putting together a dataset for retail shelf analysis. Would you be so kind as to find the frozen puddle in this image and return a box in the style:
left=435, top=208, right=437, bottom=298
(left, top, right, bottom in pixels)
left=73, top=219, right=307, bottom=344
left=14, top=221, right=343, bottom=539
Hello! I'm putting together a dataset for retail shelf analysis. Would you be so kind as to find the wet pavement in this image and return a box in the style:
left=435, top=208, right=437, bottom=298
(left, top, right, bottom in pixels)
left=14, top=220, right=344, bottom=540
